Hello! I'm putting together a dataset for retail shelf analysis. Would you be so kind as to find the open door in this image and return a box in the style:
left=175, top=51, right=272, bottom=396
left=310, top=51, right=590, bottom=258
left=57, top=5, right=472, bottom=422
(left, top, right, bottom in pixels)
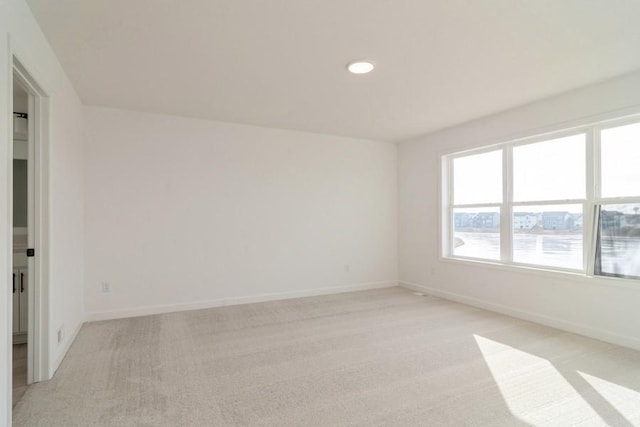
left=11, top=79, right=30, bottom=407
left=10, top=57, right=50, bottom=407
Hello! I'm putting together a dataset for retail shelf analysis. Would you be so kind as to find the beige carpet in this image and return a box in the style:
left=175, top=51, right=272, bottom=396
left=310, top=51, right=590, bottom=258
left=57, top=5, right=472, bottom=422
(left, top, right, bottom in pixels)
left=13, top=287, right=640, bottom=426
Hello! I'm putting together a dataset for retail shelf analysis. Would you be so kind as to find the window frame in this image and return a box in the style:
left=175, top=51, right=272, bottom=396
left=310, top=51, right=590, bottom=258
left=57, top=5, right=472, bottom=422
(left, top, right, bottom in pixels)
left=593, top=203, right=640, bottom=280
left=593, top=118, right=640, bottom=280
left=448, top=147, right=504, bottom=262
left=442, top=114, right=640, bottom=282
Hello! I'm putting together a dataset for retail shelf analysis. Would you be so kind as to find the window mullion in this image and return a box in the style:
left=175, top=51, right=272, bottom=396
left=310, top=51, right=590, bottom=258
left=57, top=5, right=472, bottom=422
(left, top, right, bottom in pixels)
left=443, top=157, right=452, bottom=258
left=585, top=128, right=597, bottom=275
left=501, top=146, right=512, bottom=263
left=592, top=126, right=602, bottom=201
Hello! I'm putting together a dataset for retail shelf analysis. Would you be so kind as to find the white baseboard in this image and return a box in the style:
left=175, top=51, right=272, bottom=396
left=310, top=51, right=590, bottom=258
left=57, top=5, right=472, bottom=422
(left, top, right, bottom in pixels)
left=399, top=280, right=640, bottom=352
left=85, top=281, right=398, bottom=322
left=51, top=319, right=84, bottom=378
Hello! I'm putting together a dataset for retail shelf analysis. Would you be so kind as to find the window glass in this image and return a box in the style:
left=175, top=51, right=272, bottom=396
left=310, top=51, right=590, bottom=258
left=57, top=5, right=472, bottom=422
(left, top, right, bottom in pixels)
left=453, top=207, right=500, bottom=260
left=512, top=204, right=583, bottom=270
left=513, top=134, right=585, bottom=202
left=453, top=150, right=502, bottom=205
left=596, top=203, right=640, bottom=279
left=601, top=123, right=640, bottom=198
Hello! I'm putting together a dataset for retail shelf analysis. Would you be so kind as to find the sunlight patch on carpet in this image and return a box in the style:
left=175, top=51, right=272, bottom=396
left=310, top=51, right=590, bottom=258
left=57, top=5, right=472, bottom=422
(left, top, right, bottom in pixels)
left=474, top=334, right=604, bottom=425
left=578, top=371, right=640, bottom=424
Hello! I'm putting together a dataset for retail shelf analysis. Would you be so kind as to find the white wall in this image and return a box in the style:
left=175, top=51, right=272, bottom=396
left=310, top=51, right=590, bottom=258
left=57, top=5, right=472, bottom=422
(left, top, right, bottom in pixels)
left=0, top=0, right=85, bottom=425
left=399, top=70, right=640, bottom=352
left=84, top=107, right=397, bottom=319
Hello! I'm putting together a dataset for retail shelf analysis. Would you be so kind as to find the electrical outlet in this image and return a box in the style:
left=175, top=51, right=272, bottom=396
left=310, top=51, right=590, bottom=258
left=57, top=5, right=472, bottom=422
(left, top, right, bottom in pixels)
left=57, top=325, right=65, bottom=344
left=101, top=282, right=110, bottom=293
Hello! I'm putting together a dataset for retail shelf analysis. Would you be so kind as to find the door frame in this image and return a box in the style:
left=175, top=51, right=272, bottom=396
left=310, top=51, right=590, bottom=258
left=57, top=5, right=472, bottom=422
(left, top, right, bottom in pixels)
left=11, top=56, right=50, bottom=388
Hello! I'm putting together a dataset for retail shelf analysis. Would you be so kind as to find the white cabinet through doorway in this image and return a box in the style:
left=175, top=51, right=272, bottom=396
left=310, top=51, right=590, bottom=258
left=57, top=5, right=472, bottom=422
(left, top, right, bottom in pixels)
left=12, top=267, right=28, bottom=337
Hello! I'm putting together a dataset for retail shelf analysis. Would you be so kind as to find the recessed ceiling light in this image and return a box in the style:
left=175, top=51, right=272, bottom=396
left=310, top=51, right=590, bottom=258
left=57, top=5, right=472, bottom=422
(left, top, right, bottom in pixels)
left=347, top=61, right=374, bottom=74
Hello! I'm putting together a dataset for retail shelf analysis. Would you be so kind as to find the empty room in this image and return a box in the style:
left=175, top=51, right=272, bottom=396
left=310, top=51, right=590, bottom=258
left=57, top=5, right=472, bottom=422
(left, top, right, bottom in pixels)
left=2, top=0, right=640, bottom=426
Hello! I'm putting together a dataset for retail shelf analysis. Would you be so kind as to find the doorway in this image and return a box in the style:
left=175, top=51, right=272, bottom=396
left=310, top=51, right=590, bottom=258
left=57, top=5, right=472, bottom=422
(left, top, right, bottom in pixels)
left=11, top=81, right=29, bottom=406
left=10, top=57, right=49, bottom=409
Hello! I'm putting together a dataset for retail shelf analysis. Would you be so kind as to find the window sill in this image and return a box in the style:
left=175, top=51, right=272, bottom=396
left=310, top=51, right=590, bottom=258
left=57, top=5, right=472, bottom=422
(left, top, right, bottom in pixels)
left=439, top=256, right=640, bottom=291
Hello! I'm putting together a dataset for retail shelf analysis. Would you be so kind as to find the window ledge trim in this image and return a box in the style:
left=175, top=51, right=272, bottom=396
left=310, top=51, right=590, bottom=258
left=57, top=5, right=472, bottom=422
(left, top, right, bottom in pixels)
left=439, top=255, right=640, bottom=291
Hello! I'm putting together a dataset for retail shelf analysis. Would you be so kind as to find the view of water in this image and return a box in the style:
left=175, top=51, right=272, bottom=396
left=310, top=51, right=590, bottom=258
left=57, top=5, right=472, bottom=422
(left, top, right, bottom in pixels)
left=454, top=232, right=501, bottom=261
left=600, top=237, right=640, bottom=278
left=454, top=232, right=640, bottom=277
left=513, top=233, right=583, bottom=269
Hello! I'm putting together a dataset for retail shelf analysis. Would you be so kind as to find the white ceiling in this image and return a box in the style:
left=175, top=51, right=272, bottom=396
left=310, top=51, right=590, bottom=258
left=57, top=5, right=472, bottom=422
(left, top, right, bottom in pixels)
left=26, top=0, right=640, bottom=142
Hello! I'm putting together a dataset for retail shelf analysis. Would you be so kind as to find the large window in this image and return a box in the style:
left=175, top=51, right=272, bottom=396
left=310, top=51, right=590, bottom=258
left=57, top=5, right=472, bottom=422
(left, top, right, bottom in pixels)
left=444, top=116, right=640, bottom=280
